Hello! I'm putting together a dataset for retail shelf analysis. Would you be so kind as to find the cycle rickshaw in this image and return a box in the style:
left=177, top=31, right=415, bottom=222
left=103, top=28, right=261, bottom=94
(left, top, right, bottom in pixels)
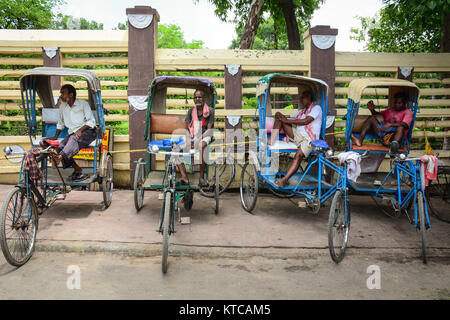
left=328, top=78, right=430, bottom=263
left=240, top=73, right=346, bottom=215
left=133, top=76, right=232, bottom=273
left=1, top=67, right=113, bottom=267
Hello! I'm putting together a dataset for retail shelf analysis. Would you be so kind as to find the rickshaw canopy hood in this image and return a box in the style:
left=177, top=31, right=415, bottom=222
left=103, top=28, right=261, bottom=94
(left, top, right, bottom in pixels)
left=347, top=78, right=420, bottom=103
left=256, top=73, right=329, bottom=98
left=149, top=76, right=216, bottom=95
left=19, top=67, right=102, bottom=110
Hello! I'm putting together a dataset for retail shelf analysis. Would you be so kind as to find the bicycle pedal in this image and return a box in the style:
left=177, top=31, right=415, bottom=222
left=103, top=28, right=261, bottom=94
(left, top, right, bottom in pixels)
left=158, top=193, right=164, bottom=200
left=298, top=201, right=307, bottom=208
left=56, top=194, right=65, bottom=200
left=180, top=217, right=191, bottom=224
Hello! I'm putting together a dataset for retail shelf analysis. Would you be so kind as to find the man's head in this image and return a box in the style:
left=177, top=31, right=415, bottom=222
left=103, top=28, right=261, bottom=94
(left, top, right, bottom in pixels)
left=300, top=90, right=314, bottom=107
left=193, top=88, right=206, bottom=107
left=60, top=84, right=77, bottom=104
left=393, top=92, right=408, bottom=111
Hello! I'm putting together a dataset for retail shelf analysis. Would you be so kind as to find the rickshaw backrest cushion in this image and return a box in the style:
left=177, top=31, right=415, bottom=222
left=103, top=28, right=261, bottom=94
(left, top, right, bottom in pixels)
left=150, top=114, right=186, bottom=134
left=352, top=114, right=384, bottom=133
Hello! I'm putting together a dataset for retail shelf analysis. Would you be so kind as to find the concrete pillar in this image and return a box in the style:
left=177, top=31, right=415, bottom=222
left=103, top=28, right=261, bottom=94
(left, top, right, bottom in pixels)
left=303, top=25, right=338, bottom=147
left=224, top=64, right=243, bottom=161
left=42, top=47, right=62, bottom=90
left=126, top=5, right=159, bottom=187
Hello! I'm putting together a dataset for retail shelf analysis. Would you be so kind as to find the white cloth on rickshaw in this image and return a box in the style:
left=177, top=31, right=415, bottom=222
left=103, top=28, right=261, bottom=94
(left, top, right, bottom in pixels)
left=337, top=151, right=361, bottom=183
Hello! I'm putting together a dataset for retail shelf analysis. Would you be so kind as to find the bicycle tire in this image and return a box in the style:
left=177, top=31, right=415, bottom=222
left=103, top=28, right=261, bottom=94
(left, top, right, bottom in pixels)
left=162, top=192, right=171, bottom=274
left=0, top=187, right=38, bottom=267
left=133, top=158, right=145, bottom=211
left=328, top=190, right=350, bottom=264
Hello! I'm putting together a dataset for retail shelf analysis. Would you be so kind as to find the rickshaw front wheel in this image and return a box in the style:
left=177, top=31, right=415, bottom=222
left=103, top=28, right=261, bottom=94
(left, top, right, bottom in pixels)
left=214, top=164, right=219, bottom=215
left=416, top=190, right=428, bottom=264
left=0, top=187, right=38, bottom=267
left=102, top=154, right=113, bottom=209
left=162, top=192, right=171, bottom=274
left=328, top=190, right=350, bottom=264
left=240, top=162, right=258, bottom=213
left=133, top=158, right=145, bottom=211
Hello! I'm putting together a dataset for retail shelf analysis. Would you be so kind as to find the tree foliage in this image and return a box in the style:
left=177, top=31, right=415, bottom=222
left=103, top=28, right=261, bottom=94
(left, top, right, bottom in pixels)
left=158, top=24, right=205, bottom=49
left=195, top=0, right=323, bottom=49
left=230, top=17, right=290, bottom=49
left=0, top=0, right=63, bottom=29
left=53, top=13, right=104, bottom=30
left=351, top=0, right=450, bottom=53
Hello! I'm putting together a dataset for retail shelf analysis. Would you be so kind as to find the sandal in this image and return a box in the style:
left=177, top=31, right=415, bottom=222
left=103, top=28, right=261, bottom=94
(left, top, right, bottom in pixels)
left=71, top=172, right=90, bottom=182
left=198, top=178, right=209, bottom=188
left=176, top=178, right=189, bottom=186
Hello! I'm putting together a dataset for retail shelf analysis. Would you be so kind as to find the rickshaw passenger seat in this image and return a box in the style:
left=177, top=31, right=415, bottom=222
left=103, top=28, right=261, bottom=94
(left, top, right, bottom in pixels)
left=351, top=114, right=407, bottom=152
left=150, top=114, right=188, bottom=134
left=352, top=144, right=407, bottom=153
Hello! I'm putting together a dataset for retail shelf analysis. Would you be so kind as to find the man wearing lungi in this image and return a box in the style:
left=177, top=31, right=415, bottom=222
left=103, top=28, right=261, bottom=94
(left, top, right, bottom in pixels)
left=47, top=84, right=97, bottom=182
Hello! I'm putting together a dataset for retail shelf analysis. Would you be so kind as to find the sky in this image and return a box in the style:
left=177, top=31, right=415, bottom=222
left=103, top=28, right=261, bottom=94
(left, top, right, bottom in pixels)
left=58, top=0, right=383, bottom=52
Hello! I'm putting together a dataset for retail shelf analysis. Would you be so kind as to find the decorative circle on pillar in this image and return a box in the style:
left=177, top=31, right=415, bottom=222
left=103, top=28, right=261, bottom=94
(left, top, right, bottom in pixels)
left=311, top=35, right=336, bottom=50
left=226, top=64, right=240, bottom=76
left=227, top=116, right=241, bottom=127
left=43, top=47, right=58, bottom=59
left=326, top=116, right=335, bottom=129
left=399, top=66, right=413, bottom=79
left=127, top=14, right=153, bottom=29
left=128, top=95, right=148, bottom=111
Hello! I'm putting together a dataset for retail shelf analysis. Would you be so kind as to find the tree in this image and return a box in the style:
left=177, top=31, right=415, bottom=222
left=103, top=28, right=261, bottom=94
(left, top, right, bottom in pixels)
left=0, top=0, right=62, bottom=29
left=351, top=0, right=450, bottom=53
left=196, top=0, right=323, bottom=50
left=239, top=0, right=265, bottom=49
left=158, top=24, right=205, bottom=49
left=230, top=17, right=289, bottom=49
left=53, top=13, right=104, bottom=30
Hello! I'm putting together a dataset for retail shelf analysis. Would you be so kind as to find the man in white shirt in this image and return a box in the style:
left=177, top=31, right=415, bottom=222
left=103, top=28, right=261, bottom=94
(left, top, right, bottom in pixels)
left=47, top=84, right=97, bottom=181
left=268, top=91, right=322, bottom=188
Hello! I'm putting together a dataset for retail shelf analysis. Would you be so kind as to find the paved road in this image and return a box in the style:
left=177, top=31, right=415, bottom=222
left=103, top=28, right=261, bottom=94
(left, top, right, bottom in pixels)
left=0, top=185, right=449, bottom=299
left=0, top=248, right=449, bottom=300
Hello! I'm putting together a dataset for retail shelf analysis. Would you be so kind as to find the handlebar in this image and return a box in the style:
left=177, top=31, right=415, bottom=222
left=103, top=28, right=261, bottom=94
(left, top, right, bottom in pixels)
left=3, top=145, right=54, bottom=157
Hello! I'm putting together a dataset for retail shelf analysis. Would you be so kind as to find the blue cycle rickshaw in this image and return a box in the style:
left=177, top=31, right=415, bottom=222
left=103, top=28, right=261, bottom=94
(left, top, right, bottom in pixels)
left=1, top=67, right=113, bottom=267
left=329, top=78, right=430, bottom=263
left=239, top=73, right=346, bottom=215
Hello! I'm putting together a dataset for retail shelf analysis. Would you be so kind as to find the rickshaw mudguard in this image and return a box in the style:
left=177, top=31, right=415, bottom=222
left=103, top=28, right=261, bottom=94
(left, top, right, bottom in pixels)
left=99, top=151, right=112, bottom=177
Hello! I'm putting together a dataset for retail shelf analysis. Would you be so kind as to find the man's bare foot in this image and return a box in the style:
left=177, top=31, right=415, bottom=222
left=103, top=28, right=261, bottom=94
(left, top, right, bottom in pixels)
left=351, top=134, right=362, bottom=147
left=274, top=179, right=288, bottom=188
left=49, top=151, right=62, bottom=166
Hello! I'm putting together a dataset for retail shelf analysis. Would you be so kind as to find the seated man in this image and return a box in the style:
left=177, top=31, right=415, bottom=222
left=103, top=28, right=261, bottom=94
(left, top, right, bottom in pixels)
left=47, top=84, right=97, bottom=181
left=176, top=88, right=214, bottom=187
left=269, top=91, right=322, bottom=188
left=351, top=92, right=413, bottom=152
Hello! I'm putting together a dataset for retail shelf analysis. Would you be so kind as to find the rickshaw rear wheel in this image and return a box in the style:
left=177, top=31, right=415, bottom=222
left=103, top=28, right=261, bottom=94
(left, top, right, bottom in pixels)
left=240, top=162, right=258, bottom=213
left=102, top=154, right=113, bottom=209
left=214, top=164, right=219, bottom=215
left=162, top=192, right=171, bottom=274
left=416, top=190, right=427, bottom=264
left=199, top=160, right=235, bottom=198
left=0, top=187, right=38, bottom=267
left=328, top=190, right=350, bottom=264
left=133, top=158, right=145, bottom=211
left=426, top=171, right=450, bottom=223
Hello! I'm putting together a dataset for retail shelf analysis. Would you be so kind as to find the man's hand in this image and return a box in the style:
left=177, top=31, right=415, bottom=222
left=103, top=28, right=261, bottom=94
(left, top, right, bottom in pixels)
left=47, top=136, right=58, bottom=140
left=367, top=100, right=375, bottom=112
left=380, top=123, right=391, bottom=132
